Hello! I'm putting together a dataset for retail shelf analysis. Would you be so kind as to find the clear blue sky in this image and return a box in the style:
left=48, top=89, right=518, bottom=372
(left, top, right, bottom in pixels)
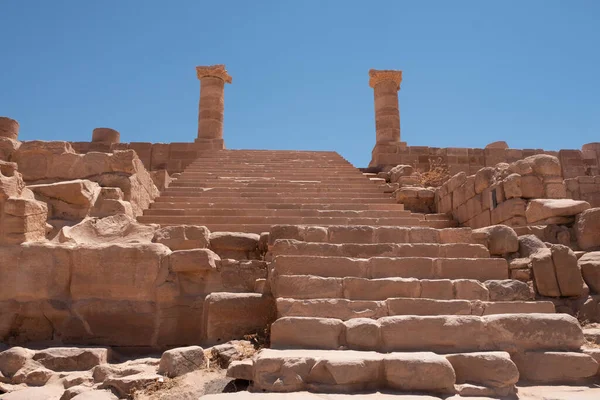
left=1, top=1, right=599, bottom=167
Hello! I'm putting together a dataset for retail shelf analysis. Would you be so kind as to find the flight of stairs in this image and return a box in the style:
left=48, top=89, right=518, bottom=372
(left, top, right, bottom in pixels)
left=217, top=224, right=596, bottom=397
left=137, top=150, right=455, bottom=232
left=138, top=149, right=596, bottom=398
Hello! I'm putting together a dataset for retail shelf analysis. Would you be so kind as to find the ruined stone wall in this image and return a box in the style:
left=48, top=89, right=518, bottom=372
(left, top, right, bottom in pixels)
left=70, top=141, right=223, bottom=174
left=0, top=224, right=271, bottom=348
left=436, top=155, right=571, bottom=229
left=565, top=176, right=600, bottom=208
left=370, top=142, right=600, bottom=179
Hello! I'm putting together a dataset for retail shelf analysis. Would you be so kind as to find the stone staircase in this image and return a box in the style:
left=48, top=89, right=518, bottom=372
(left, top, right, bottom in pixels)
left=137, top=150, right=455, bottom=232
left=137, top=149, right=597, bottom=397
left=221, top=224, right=598, bottom=397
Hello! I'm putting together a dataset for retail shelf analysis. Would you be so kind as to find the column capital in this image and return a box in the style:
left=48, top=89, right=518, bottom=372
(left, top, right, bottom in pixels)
left=369, top=69, right=402, bottom=90
left=196, top=64, right=232, bottom=83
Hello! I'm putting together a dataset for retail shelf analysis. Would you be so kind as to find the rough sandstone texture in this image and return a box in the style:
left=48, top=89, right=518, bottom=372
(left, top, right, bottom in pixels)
left=0, top=161, right=48, bottom=244
left=0, top=229, right=270, bottom=347
left=435, top=155, right=576, bottom=228
left=12, top=142, right=159, bottom=217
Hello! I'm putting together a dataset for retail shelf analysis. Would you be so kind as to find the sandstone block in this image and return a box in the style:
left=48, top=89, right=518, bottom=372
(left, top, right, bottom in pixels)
left=0, top=117, right=19, bottom=140
left=484, top=313, right=584, bottom=352
left=446, top=351, right=519, bottom=388
left=484, top=279, right=532, bottom=301
left=32, top=347, right=109, bottom=372
left=252, top=349, right=315, bottom=392
left=275, top=275, right=343, bottom=299
left=580, top=252, right=600, bottom=294
left=544, top=182, right=567, bottom=199
left=420, top=279, right=454, bottom=299
left=204, top=293, right=275, bottom=344
left=226, top=359, right=253, bottom=381
left=503, top=173, right=522, bottom=199
left=271, top=317, right=344, bottom=350
left=551, top=244, right=585, bottom=297
left=481, top=301, right=555, bottom=315
left=157, top=346, right=205, bottom=377
left=12, top=366, right=54, bottom=386
left=389, top=165, right=414, bottom=183
left=387, top=298, right=471, bottom=315
left=491, top=198, right=527, bottom=225
left=210, top=231, right=260, bottom=251
left=0, top=347, right=34, bottom=377
left=439, top=227, right=473, bottom=244
left=383, top=352, right=456, bottom=393
left=276, top=298, right=387, bottom=320
left=369, top=257, right=435, bottom=279
left=473, top=225, right=518, bottom=256
left=454, top=279, right=489, bottom=300
left=512, top=351, right=598, bottom=383
left=437, top=258, right=509, bottom=281
left=70, top=243, right=169, bottom=302
left=328, top=225, right=374, bottom=244
left=518, top=234, right=547, bottom=258
left=576, top=208, right=600, bottom=250
left=169, top=248, right=219, bottom=273
left=380, top=315, right=485, bottom=353
left=308, top=351, right=381, bottom=389
left=526, top=154, right=562, bottom=177
left=526, top=199, right=591, bottom=224
left=521, top=175, right=544, bottom=198
left=152, top=225, right=210, bottom=250
left=342, top=277, right=420, bottom=301
left=58, top=214, right=155, bottom=245
left=446, top=172, right=467, bottom=194
left=532, top=249, right=561, bottom=297
left=344, top=318, right=381, bottom=350
left=474, top=167, right=495, bottom=194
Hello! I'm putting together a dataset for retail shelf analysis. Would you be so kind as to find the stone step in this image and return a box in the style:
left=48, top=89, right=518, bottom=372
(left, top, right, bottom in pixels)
left=159, top=191, right=389, bottom=199
left=175, top=173, right=373, bottom=177
left=270, top=239, right=489, bottom=258
left=164, top=186, right=385, bottom=194
left=169, top=182, right=383, bottom=188
left=202, top=393, right=440, bottom=400
left=181, top=169, right=362, bottom=174
left=270, top=314, right=584, bottom=353
left=422, top=220, right=459, bottom=229
left=149, top=203, right=406, bottom=211
left=276, top=298, right=555, bottom=320
left=137, top=215, right=422, bottom=226
left=274, top=276, right=504, bottom=301
left=143, top=209, right=413, bottom=218
left=239, top=348, right=460, bottom=394
left=153, top=196, right=396, bottom=204
left=271, top=256, right=508, bottom=281
left=269, top=225, right=472, bottom=245
left=225, top=348, right=599, bottom=395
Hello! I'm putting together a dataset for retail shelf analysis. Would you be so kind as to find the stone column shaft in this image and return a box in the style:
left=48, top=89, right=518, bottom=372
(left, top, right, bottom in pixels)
left=369, top=69, right=403, bottom=144
left=196, top=65, right=232, bottom=142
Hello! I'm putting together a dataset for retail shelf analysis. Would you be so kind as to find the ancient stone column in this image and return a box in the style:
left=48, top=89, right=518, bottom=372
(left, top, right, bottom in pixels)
left=369, top=69, right=403, bottom=144
left=92, top=127, right=120, bottom=145
left=196, top=64, right=232, bottom=144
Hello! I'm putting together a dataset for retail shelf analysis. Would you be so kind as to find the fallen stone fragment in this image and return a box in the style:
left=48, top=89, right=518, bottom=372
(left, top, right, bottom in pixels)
left=576, top=208, right=600, bottom=250
left=526, top=199, right=591, bottom=224
left=580, top=252, right=600, bottom=294
left=33, top=347, right=109, bottom=372
left=512, top=351, right=599, bottom=383
left=0, top=347, right=35, bottom=377
left=472, top=225, right=518, bottom=256
left=158, top=345, right=206, bottom=377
